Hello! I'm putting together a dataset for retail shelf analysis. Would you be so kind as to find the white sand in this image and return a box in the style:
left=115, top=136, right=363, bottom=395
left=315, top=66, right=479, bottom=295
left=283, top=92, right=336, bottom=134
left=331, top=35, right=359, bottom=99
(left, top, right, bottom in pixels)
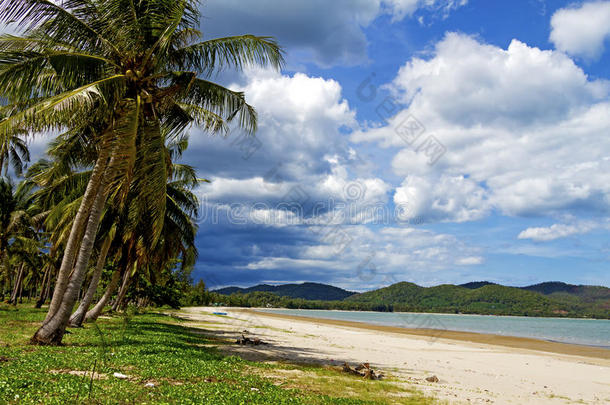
left=177, top=307, right=610, bottom=404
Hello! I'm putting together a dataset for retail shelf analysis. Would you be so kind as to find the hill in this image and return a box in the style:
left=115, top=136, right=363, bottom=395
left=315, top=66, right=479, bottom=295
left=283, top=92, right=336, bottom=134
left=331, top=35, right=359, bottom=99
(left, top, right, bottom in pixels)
left=520, top=282, right=610, bottom=315
left=213, top=282, right=355, bottom=301
left=209, top=280, right=609, bottom=319
left=345, top=282, right=565, bottom=316
left=459, top=281, right=497, bottom=289
left=344, top=281, right=609, bottom=318
left=520, top=281, right=610, bottom=299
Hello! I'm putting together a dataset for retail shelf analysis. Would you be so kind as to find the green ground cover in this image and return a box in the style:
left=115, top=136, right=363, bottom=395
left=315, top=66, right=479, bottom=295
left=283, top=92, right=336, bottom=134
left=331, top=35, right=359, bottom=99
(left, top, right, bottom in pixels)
left=0, top=305, right=435, bottom=404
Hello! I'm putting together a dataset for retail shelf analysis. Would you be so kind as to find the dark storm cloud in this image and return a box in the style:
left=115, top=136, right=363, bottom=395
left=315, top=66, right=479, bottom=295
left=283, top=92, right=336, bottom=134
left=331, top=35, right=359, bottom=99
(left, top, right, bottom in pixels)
left=199, top=0, right=382, bottom=67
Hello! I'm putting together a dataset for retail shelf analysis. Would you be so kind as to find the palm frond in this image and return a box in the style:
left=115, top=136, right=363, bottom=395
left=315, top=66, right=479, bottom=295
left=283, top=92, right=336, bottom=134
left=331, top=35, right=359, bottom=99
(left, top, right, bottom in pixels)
left=170, top=35, right=284, bottom=75
left=170, top=73, right=257, bottom=134
left=0, top=74, right=125, bottom=137
left=0, top=0, right=120, bottom=57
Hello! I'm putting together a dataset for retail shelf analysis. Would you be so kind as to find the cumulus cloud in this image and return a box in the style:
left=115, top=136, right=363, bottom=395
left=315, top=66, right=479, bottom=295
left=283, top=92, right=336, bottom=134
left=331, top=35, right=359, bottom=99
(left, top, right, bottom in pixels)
left=455, top=256, right=484, bottom=265
left=517, top=223, right=591, bottom=242
left=550, top=1, right=610, bottom=60
left=390, top=33, right=607, bottom=127
left=393, top=174, right=489, bottom=222
left=201, top=0, right=467, bottom=66
left=191, top=69, right=392, bottom=228
left=353, top=33, right=610, bottom=222
left=186, top=69, right=357, bottom=181
left=517, top=220, right=610, bottom=242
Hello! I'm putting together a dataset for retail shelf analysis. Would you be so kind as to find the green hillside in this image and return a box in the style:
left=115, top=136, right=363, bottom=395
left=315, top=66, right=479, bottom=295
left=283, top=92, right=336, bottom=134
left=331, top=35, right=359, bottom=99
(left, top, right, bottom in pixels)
left=346, top=283, right=568, bottom=316
left=521, top=282, right=610, bottom=316
left=206, top=281, right=610, bottom=319
left=213, top=282, right=355, bottom=301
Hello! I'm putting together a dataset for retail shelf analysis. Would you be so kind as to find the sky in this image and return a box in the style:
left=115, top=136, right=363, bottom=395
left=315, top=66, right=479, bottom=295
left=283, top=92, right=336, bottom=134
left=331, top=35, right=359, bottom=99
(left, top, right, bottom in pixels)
left=20, top=0, right=610, bottom=290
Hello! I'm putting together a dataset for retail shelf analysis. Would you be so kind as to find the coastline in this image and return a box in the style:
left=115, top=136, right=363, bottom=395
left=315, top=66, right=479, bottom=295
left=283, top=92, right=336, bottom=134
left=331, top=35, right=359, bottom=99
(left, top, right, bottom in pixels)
left=249, top=308, right=610, bottom=361
left=298, top=308, right=610, bottom=322
left=180, top=306, right=610, bottom=404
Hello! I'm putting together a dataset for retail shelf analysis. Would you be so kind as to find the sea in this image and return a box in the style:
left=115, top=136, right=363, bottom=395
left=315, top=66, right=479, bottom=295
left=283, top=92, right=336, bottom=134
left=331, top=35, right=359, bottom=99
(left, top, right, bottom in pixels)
left=259, top=308, right=610, bottom=348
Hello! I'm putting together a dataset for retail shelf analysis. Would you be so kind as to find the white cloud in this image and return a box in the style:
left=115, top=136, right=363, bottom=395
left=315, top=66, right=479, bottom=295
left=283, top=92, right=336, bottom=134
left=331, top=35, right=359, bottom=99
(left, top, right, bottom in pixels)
left=550, top=1, right=610, bottom=60
left=195, top=70, right=391, bottom=227
left=517, top=223, right=591, bottom=242
left=235, top=70, right=357, bottom=176
left=393, top=174, right=489, bottom=222
left=517, top=220, right=610, bottom=242
left=189, top=69, right=358, bottom=182
left=390, top=34, right=607, bottom=127
left=456, top=256, right=484, bottom=265
left=353, top=33, right=610, bottom=222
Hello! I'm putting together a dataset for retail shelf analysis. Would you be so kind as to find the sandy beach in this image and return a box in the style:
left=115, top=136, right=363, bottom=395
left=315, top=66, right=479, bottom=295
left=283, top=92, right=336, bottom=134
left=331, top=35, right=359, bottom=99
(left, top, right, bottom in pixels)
left=177, top=307, right=610, bottom=405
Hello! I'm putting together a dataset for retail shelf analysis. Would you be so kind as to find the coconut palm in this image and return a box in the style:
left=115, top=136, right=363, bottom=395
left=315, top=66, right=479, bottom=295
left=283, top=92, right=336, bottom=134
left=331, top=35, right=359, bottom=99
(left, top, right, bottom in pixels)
left=28, top=126, right=202, bottom=324
left=7, top=237, right=44, bottom=305
left=0, top=112, right=30, bottom=176
left=0, top=0, right=283, bottom=344
left=0, top=177, right=39, bottom=301
left=30, top=126, right=202, bottom=326
left=74, top=135, right=202, bottom=325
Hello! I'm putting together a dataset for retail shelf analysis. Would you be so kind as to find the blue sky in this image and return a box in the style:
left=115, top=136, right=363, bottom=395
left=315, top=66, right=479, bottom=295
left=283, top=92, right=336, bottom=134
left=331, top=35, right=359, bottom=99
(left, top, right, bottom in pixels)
left=22, top=1, right=610, bottom=290
left=178, top=0, right=610, bottom=290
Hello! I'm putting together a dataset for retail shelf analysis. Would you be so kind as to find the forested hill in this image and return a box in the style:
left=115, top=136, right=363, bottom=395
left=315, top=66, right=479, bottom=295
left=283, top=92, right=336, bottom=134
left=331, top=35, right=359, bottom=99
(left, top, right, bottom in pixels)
left=207, top=281, right=610, bottom=319
left=520, top=281, right=610, bottom=298
left=344, top=281, right=610, bottom=318
left=213, top=282, right=356, bottom=301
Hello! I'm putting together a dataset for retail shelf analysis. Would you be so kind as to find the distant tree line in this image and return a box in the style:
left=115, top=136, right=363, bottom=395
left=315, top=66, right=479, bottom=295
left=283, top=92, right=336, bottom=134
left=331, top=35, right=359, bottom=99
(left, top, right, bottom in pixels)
left=181, top=282, right=609, bottom=319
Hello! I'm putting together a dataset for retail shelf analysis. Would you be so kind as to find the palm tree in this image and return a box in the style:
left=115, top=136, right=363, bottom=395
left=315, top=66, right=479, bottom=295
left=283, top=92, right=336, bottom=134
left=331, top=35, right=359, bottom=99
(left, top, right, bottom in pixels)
left=0, top=177, right=39, bottom=302
left=0, top=0, right=283, bottom=344
left=7, top=238, right=44, bottom=305
left=74, top=134, right=202, bottom=325
left=0, top=112, right=30, bottom=176
left=27, top=125, right=201, bottom=324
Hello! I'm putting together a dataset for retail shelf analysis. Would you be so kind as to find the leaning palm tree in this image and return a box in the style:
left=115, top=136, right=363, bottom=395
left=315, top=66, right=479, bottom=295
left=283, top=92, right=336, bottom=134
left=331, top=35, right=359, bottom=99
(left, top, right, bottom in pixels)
left=72, top=133, right=202, bottom=325
left=0, top=0, right=283, bottom=344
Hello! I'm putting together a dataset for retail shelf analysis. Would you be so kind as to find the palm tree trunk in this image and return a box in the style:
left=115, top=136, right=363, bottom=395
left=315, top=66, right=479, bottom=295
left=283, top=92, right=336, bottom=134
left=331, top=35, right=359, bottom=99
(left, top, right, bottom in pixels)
left=9, top=263, right=25, bottom=305
left=17, top=278, right=24, bottom=303
left=0, top=249, right=7, bottom=301
left=43, top=146, right=111, bottom=323
left=111, top=267, right=133, bottom=312
left=69, top=235, right=112, bottom=327
left=35, top=265, right=51, bottom=308
left=31, top=175, right=109, bottom=344
left=84, top=268, right=121, bottom=322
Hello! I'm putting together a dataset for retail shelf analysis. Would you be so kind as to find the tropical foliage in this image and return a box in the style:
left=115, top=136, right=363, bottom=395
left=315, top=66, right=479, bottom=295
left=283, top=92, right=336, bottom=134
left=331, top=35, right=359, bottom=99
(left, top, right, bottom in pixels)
left=0, top=0, right=283, bottom=345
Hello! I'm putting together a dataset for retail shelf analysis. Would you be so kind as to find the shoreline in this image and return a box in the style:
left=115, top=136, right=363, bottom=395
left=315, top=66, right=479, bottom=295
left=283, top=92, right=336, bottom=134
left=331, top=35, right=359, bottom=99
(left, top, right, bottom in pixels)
left=324, top=308, right=610, bottom=322
left=182, top=306, right=610, bottom=404
left=248, top=308, right=610, bottom=361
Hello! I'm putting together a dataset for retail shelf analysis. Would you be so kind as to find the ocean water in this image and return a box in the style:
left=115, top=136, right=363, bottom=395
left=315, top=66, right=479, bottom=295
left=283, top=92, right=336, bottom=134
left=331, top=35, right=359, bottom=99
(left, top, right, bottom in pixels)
left=259, top=308, right=610, bottom=348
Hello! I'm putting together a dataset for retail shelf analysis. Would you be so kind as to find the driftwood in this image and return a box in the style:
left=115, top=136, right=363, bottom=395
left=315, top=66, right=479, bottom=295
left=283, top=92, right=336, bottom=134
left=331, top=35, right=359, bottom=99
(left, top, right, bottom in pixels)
left=236, top=334, right=268, bottom=346
left=341, top=362, right=383, bottom=380
left=425, top=375, right=439, bottom=383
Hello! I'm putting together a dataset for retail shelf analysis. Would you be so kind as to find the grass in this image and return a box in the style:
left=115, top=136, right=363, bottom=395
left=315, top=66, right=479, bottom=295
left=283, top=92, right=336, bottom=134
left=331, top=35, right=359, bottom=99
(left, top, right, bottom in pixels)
left=0, top=304, right=436, bottom=404
left=253, top=363, right=435, bottom=405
